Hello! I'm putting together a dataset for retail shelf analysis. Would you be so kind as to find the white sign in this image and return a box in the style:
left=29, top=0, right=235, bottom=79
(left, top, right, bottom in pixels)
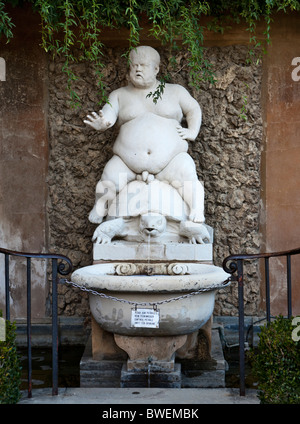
left=131, top=308, right=160, bottom=328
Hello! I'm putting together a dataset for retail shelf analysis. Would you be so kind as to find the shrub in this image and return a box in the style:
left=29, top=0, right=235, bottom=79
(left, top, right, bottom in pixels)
left=249, top=315, right=300, bottom=404
left=0, top=311, right=22, bottom=404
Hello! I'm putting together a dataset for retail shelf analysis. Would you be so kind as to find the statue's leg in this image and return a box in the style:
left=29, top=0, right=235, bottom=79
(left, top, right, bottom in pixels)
left=89, top=155, right=136, bottom=223
left=156, top=152, right=205, bottom=223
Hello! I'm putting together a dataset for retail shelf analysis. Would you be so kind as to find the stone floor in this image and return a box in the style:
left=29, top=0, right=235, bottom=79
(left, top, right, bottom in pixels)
left=19, top=387, right=259, bottom=404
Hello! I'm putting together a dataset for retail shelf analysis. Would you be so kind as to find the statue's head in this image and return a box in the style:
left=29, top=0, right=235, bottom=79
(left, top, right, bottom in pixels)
left=129, top=46, right=160, bottom=89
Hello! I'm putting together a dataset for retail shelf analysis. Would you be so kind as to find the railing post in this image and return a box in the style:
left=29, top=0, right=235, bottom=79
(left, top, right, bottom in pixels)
left=0, top=248, right=73, bottom=398
left=287, top=255, right=292, bottom=318
left=264, top=257, right=271, bottom=324
left=223, top=247, right=300, bottom=396
left=27, top=257, right=32, bottom=398
left=5, top=254, right=10, bottom=321
left=52, top=259, right=59, bottom=396
left=237, top=259, right=245, bottom=396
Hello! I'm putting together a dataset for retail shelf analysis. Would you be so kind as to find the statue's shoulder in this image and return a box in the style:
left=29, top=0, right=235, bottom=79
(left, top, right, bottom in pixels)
left=110, top=84, right=134, bottom=99
left=165, top=82, right=191, bottom=95
left=110, top=85, right=126, bottom=96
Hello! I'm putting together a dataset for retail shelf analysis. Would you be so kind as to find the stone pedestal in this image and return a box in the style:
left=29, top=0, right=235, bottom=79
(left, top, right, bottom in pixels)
left=93, top=240, right=213, bottom=263
left=114, top=333, right=187, bottom=370
left=114, top=333, right=186, bottom=388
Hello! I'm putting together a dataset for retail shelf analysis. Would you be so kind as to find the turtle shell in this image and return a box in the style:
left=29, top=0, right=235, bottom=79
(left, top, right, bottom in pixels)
left=107, top=179, right=189, bottom=221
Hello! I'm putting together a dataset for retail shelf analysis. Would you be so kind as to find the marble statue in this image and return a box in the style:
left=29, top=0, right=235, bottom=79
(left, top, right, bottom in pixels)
left=84, top=46, right=209, bottom=244
left=74, top=48, right=230, bottom=385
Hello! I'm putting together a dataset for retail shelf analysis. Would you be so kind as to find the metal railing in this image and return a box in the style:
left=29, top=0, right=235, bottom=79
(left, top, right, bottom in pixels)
left=0, top=247, right=72, bottom=398
left=2, top=245, right=299, bottom=398
left=223, top=246, right=300, bottom=396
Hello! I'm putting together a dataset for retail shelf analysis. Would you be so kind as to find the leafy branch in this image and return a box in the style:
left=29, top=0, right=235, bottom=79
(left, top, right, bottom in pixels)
left=1, top=0, right=299, bottom=106
left=146, top=73, right=171, bottom=104
left=0, top=0, right=15, bottom=42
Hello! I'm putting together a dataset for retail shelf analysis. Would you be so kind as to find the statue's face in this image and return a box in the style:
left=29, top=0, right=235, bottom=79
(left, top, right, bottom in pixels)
left=129, top=52, right=159, bottom=89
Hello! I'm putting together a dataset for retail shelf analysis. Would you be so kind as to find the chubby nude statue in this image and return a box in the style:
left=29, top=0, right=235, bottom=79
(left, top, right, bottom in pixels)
left=84, top=46, right=204, bottom=224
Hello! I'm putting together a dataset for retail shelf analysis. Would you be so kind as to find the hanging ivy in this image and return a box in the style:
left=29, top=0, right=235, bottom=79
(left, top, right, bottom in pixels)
left=1, top=0, right=299, bottom=106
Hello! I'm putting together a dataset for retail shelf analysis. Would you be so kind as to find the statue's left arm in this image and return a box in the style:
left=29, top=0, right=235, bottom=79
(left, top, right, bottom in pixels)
left=176, top=86, right=202, bottom=141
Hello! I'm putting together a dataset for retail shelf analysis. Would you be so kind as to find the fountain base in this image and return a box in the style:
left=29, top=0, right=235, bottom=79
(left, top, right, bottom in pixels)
left=80, top=318, right=226, bottom=389
left=75, top=240, right=230, bottom=388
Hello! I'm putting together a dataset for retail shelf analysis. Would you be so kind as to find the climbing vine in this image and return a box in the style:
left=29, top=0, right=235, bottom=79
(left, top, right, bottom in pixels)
left=1, top=0, right=299, bottom=106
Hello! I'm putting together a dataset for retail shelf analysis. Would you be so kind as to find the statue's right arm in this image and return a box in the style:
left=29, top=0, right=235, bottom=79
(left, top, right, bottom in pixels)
left=84, top=91, right=119, bottom=131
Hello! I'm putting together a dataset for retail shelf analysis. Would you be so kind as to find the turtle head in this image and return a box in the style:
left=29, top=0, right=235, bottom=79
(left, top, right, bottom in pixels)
left=139, top=213, right=167, bottom=240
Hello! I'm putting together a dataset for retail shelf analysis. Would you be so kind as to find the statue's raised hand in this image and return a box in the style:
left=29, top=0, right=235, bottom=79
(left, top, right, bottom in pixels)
left=84, top=111, right=112, bottom=131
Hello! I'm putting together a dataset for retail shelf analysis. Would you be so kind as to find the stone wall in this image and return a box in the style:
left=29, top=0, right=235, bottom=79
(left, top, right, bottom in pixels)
left=0, top=6, right=49, bottom=319
left=47, top=45, right=262, bottom=317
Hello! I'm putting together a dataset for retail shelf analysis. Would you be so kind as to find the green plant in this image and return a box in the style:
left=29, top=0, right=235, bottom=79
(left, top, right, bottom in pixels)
left=249, top=315, right=300, bottom=404
left=0, top=311, right=22, bottom=404
left=0, top=0, right=300, bottom=106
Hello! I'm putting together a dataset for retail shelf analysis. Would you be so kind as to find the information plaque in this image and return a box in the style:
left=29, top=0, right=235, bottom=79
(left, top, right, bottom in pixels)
left=131, top=308, right=160, bottom=328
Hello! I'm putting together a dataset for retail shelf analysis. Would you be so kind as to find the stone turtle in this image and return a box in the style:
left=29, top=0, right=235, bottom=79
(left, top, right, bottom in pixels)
left=91, top=179, right=212, bottom=244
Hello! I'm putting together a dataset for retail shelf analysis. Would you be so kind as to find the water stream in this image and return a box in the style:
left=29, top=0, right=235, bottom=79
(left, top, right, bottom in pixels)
left=145, top=234, right=153, bottom=275
left=147, top=360, right=151, bottom=388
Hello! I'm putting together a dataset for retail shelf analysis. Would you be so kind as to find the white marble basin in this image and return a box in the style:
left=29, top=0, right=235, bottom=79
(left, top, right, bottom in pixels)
left=71, top=263, right=230, bottom=336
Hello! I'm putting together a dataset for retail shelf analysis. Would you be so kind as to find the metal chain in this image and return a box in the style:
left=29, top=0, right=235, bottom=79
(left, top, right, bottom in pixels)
left=59, top=278, right=231, bottom=308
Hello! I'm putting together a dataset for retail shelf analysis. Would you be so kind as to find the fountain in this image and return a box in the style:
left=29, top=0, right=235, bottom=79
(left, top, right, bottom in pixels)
left=72, top=46, right=230, bottom=388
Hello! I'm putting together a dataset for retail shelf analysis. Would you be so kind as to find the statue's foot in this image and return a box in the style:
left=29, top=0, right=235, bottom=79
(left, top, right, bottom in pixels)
left=179, top=220, right=210, bottom=244
left=88, top=207, right=104, bottom=224
left=189, top=234, right=209, bottom=244
left=189, top=210, right=205, bottom=223
left=92, top=226, right=111, bottom=244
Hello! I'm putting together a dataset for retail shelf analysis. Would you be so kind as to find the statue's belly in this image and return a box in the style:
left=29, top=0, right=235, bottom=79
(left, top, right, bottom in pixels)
left=113, top=113, right=188, bottom=174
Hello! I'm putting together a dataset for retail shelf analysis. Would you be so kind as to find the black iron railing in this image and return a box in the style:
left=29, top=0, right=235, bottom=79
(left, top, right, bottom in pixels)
left=2, top=245, right=299, bottom=398
left=223, top=247, right=300, bottom=396
left=0, top=247, right=72, bottom=398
